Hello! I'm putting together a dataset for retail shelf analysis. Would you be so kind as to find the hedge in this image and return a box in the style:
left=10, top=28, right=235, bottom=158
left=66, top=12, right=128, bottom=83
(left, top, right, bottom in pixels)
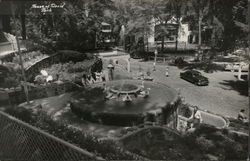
left=70, top=102, right=145, bottom=126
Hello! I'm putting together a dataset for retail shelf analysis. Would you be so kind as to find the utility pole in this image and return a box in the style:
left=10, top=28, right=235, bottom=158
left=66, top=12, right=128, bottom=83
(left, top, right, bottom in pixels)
left=11, top=2, right=30, bottom=104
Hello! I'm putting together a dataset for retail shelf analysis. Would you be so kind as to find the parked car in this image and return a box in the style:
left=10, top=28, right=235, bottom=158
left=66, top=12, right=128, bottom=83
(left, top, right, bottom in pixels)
left=224, top=62, right=249, bottom=72
left=180, top=70, right=209, bottom=86
left=174, top=57, right=189, bottom=66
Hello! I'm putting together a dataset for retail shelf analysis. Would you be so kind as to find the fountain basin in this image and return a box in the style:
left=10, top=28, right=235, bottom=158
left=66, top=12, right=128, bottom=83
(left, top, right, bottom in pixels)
left=70, top=80, right=178, bottom=126
left=90, top=80, right=179, bottom=114
left=110, top=83, right=141, bottom=94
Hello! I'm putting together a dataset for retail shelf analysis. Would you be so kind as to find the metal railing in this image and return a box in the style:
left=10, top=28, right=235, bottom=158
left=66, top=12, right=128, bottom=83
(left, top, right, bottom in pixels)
left=0, top=111, right=104, bottom=161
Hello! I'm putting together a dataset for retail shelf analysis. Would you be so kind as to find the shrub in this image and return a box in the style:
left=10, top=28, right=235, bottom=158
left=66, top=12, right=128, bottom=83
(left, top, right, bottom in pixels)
left=91, top=58, right=103, bottom=73
left=67, top=61, right=93, bottom=73
left=193, top=124, right=219, bottom=136
left=58, top=50, right=93, bottom=63
left=222, top=139, right=246, bottom=160
left=34, top=75, right=46, bottom=84
left=178, top=104, right=192, bottom=118
left=196, top=136, right=215, bottom=152
left=97, top=113, right=145, bottom=126
left=4, top=107, right=140, bottom=160
left=4, top=106, right=36, bottom=123
left=12, top=50, right=48, bottom=69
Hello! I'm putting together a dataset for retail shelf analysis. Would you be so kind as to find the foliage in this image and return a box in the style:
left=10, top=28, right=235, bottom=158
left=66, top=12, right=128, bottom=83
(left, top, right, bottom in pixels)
left=4, top=105, right=36, bottom=123
left=195, top=136, right=215, bottom=152
left=183, top=124, right=248, bottom=160
left=18, top=0, right=248, bottom=53
left=24, top=0, right=116, bottom=52
left=57, top=50, right=94, bottom=63
left=0, top=63, right=22, bottom=89
left=12, top=50, right=48, bottom=69
left=40, top=58, right=102, bottom=83
left=178, top=103, right=192, bottom=118
left=121, top=127, right=205, bottom=160
left=4, top=106, right=140, bottom=160
left=212, top=0, right=248, bottom=50
left=34, top=75, right=46, bottom=84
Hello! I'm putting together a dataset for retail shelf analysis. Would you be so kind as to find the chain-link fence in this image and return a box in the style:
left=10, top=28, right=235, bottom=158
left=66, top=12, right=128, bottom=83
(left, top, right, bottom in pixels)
left=0, top=111, right=104, bottom=161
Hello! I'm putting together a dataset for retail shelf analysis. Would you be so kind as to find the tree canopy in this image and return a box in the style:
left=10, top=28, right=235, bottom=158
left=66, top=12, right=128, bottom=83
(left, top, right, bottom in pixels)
left=13, top=0, right=248, bottom=52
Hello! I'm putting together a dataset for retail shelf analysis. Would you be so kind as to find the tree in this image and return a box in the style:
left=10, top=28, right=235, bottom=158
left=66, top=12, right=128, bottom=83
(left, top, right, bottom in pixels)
left=114, top=0, right=171, bottom=53
left=228, top=0, right=249, bottom=80
left=188, top=0, right=210, bottom=59
left=24, top=0, right=115, bottom=52
left=213, top=0, right=242, bottom=51
left=168, top=0, right=187, bottom=51
left=248, top=1, right=250, bottom=156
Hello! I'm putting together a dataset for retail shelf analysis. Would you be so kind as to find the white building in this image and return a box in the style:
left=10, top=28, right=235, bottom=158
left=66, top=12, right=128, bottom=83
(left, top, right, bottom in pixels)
left=146, top=17, right=199, bottom=51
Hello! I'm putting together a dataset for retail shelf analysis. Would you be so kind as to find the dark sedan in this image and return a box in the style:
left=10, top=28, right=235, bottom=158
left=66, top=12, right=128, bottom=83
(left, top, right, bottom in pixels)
left=180, top=70, right=209, bottom=86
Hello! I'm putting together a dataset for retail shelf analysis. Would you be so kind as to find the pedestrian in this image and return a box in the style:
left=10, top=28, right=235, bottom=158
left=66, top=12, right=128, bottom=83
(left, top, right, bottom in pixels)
left=237, top=109, right=248, bottom=124
left=165, top=66, right=169, bottom=77
left=153, top=62, right=156, bottom=71
left=141, top=80, right=145, bottom=89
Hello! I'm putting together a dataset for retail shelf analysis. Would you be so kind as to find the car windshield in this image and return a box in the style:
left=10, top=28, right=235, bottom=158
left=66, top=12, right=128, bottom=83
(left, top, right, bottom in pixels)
left=192, top=72, right=201, bottom=76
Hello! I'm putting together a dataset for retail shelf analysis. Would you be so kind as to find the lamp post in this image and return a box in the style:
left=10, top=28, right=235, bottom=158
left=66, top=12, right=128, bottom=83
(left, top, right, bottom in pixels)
left=153, top=48, right=158, bottom=71
left=11, top=2, right=30, bottom=104
left=107, top=63, right=114, bottom=81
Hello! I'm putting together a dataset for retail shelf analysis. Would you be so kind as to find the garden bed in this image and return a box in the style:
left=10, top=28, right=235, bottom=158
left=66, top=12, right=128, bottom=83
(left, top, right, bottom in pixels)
left=119, top=125, right=248, bottom=160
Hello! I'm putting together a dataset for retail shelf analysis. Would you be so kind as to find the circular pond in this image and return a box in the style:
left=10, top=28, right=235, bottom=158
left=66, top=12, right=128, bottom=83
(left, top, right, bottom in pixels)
left=110, top=83, right=141, bottom=94
left=90, top=80, right=178, bottom=114
left=70, top=80, right=178, bottom=126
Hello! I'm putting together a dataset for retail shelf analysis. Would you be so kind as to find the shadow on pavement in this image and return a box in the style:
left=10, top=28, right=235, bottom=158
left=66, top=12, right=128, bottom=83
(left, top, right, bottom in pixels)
left=219, top=80, right=248, bottom=96
left=179, top=62, right=224, bottom=73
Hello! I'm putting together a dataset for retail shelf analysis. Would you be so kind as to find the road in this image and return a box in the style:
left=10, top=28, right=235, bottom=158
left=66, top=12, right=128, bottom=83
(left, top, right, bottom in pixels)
left=128, top=59, right=248, bottom=119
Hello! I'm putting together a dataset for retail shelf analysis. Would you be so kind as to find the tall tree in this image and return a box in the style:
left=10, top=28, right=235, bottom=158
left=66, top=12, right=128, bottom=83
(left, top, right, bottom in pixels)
left=189, top=0, right=210, bottom=58
left=168, top=0, right=187, bottom=51
left=213, top=0, right=239, bottom=51
left=25, top=0, right=115, bottom=51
